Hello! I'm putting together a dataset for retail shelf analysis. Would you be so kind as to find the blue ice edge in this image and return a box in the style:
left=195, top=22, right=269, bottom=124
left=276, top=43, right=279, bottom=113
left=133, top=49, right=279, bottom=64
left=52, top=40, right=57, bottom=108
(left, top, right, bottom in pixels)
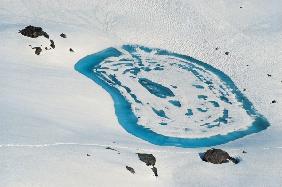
left=74, top=45, right=270, bottom=148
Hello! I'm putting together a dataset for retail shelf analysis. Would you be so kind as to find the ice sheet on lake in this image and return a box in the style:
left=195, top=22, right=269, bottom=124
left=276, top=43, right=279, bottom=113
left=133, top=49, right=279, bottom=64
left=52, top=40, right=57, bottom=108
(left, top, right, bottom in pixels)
left=80, top=45, right=269, bottom=140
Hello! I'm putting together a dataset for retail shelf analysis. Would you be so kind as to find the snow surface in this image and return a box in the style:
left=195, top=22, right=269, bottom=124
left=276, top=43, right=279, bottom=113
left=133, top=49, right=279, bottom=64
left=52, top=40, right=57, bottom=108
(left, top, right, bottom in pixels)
left=0, top=0, right=282, bottom=186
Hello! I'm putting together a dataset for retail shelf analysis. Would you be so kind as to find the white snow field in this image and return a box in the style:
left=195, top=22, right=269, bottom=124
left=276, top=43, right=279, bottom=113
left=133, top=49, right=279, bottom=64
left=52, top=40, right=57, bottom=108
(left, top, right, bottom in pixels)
left=0, top=0, right=282, bottom=186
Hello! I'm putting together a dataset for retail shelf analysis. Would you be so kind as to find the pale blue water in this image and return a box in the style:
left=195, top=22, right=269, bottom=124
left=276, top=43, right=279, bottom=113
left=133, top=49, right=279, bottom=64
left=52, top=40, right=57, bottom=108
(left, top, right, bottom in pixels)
left=75, top=45, right=270, bottom=148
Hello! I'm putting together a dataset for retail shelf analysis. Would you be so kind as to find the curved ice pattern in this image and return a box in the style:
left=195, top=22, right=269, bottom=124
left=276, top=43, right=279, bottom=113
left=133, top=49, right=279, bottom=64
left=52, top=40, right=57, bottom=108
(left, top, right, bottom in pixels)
left=75, top=45, right=269, bottom=148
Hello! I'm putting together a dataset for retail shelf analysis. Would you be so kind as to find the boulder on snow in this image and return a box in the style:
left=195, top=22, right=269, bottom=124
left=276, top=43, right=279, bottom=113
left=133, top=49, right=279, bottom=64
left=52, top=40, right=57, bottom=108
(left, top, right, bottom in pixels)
left=126, top=166, right=135, bottom=174
left=32, top=47, right=42, bottom=55
left=50, top=40, right=55, bottom=49
left=202, top=148, right=239, bottom=164
left=151, top=166, right=158, bottom=177
left=137, top=153, right=156, bottom=166
left=60, top=33, right=67, bottom=38
left=19, top=25, right=49, bottom=39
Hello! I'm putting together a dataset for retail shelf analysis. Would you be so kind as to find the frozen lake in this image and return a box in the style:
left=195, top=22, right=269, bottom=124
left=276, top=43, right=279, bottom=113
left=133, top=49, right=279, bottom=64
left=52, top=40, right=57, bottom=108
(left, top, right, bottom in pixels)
left=75, top=45, right=270, bottom=148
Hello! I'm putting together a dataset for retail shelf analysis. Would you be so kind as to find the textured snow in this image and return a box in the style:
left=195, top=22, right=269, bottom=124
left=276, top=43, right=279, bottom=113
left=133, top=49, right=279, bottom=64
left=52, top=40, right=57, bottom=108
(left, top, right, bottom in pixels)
left=0, top=0, right=282, bottom=186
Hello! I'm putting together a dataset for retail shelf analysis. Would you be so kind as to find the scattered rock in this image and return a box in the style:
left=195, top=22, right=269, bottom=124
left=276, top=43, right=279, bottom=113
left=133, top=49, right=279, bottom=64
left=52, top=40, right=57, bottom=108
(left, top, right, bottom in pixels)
left=69, top=48, right=74, bottom=52
left=225, top=52, right=230, bottom=55
left=106, top=146, right=117, bottom=151
left=240, top=6, right=243, bottom=8
left=126, top=166, right=135, bottom=174
left=151, top=166, right=158, bottom=177
left=60, top=33, right=67, bottom=38
left=202, top=148, right=239, bottom=164
left=19, top=25, right=49, bottom=39
left=137, top=153, right=156, bottom=166
left=246, top=64, right=249, bottom=66
left=215, top=47, right=219, bottom=50
left=50, top=40, right=55, bottom=49
left=242, top=150, right=247, bottom=154
left=271, top=100, right=277, bottom=104
left=267, top=74, right=272, bottom=77
left=32, top=47, right=42, bottom=55
left=86, top=153, right=91, bottom=156
left=243, top=88, right=246, bottom=91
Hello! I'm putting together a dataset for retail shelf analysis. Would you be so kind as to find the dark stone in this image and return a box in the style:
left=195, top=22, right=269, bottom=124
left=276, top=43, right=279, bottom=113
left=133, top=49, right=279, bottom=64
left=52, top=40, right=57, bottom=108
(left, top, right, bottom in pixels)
left=126, top=166, right=135, bottom=174
left=240, top=6, right=243, bottom=8
left=225, top=52, right=229, bottom=55
left=243, top=88, right=246, bottom=91
left=19, top=25, right=49, bottom=39
left=60, top=33, right=67, bottom=38
left=271, top=100, right=277, bottom=104
left=202, top=148, right=239, bottom=164
left=137, top=153, right=156, bottom=166
left=151, top=166, right=158, bottom=177
left=215, top=47, right=219, bottom=50
left=69, top=48, right=74, bottom=52
left=86, top=154, right=91, bottom=156
left=242, top=150, right=247, bottom=154
left=50, top=40, right=55, bottom=49
left=267, top=74, right=272, bottom=77
left=32, top=47, right=42, bottom=55
left=106, top=146, right=117, bottom=151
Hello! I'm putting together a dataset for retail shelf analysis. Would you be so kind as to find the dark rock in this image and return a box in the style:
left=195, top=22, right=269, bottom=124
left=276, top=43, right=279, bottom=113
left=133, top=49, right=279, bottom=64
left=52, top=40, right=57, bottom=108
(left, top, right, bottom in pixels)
left=225, top=52, right=230, bottom=55
left=271, top=100, right=277, bottom=104
left=126, top=166, right=135, bottom=174
left=267, top=74, right=272, bottom=77
left=137, top=153, right=156, bottom=166
left=32, top=47, right=42, bottom=55
left=60, top=33, right=67, bottom=38
left=19, top=25, right=49, bottom=39
left=50, top=40, right=55, bottom=49
left=69, top=48, right=74, bottom=52
left=229, top=157, right=240, bottom=164
left=151, top=166, right=158, bottom=177
left=86, top=154, right=91, bottom=156
left=240, top=6, right=243, bottom=8
left=242, top=150, right=247, bottom=154
left=243, top=88, right=246, bottom=91
left=202, top=148, right=239, bottom=164
left=215, top=47, right=219, bottom=50
left=106, top=146, right=117, bottom=151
